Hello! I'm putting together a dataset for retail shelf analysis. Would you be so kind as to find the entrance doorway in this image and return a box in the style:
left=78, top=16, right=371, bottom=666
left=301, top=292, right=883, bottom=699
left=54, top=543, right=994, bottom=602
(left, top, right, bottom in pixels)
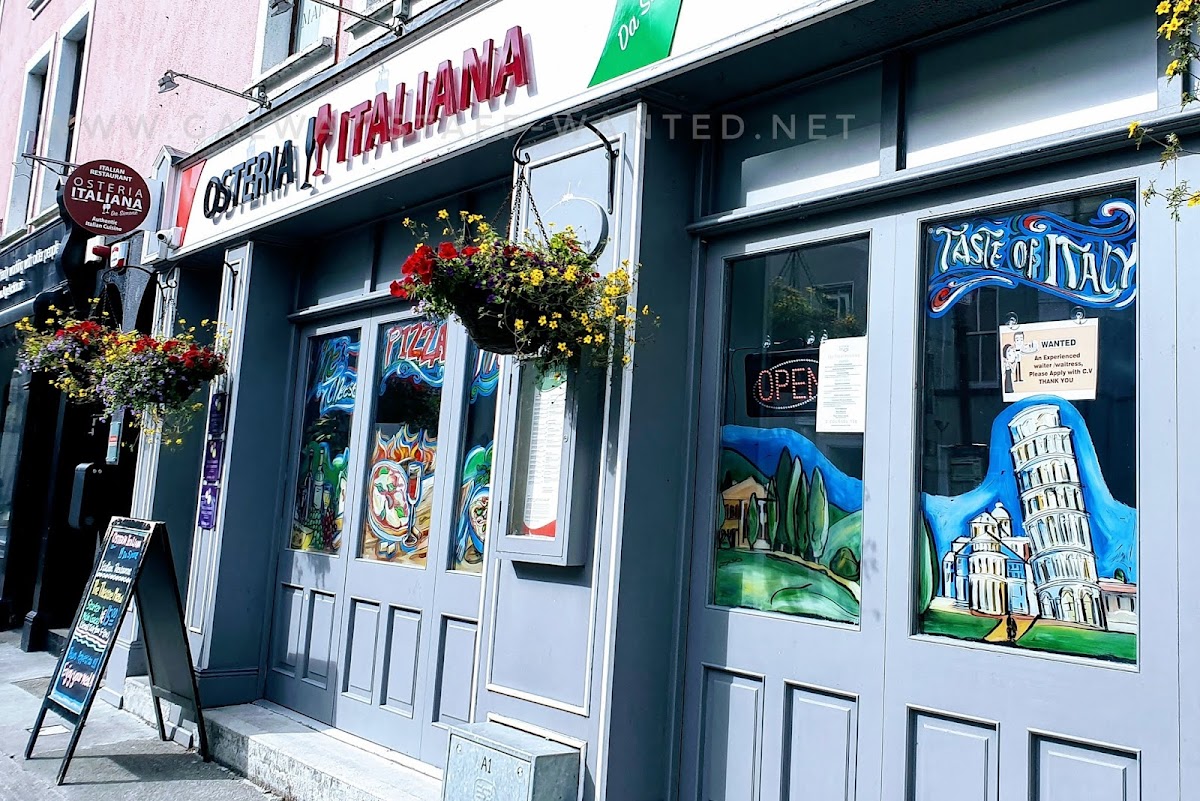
left=679, top=166, right=1178, bottom=800
left=266, top=309, right=498, bottom=768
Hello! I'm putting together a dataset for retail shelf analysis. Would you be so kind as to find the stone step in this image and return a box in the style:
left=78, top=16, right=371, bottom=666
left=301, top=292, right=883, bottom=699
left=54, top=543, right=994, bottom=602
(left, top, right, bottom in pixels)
left=120, top=677, right=443, bottom=801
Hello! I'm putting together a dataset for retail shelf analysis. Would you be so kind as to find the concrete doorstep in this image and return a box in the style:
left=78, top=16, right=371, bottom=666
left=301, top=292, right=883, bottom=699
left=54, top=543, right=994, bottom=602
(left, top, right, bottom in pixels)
left=123, top=677, right=443, bottom=801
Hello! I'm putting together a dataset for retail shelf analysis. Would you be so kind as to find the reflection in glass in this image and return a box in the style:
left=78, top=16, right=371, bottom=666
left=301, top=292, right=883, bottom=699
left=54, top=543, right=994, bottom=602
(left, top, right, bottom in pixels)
left=509, top=369, right=568, bottom=539
left=360, top=320, right=446, bottom=567
left=290, top=332, right=361, bottom=554
left=452, top=347, right=500, bottom=573
left=915, top=190, right=1139, bottom=664
left=714, top=238, right=869, bottom=624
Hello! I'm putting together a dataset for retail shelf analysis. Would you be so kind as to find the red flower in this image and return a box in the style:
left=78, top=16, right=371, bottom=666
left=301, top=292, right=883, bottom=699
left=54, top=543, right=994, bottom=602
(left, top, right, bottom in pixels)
left=437, top=242, right=458, bottom=259
left=401, top=244, right=435, bottom=287
left=462, top=246, right=479, bottom=257
left=390, top=280, right=409, bottom=299
left=503, top=245, right=519, bottom=258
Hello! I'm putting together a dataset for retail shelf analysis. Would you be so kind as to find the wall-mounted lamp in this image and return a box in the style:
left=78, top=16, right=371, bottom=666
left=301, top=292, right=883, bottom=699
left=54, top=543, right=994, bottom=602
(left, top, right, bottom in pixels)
left=158, top=70, right=271, bottom=110
left=267, top=0, right=404, bottom=37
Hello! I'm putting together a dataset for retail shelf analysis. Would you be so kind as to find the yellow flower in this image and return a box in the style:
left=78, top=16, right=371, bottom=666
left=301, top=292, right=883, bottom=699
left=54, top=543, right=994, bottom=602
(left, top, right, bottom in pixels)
left=583, top=335, right=593, bottom=344
left=594, top=332, right=605, bottom=344
left=622, top=354, right=631, bottom=366
left=403, top=217, right=413, bottom=226
left=564, top=266, right=578, bottom=282
left=529, top=269, right=544, bottom=286
left=1187, top=193, right=1200, bottom=207
left=549, top=321, right=558, bottom=329
left=538, top=315, right=548, bottom=326
left=201, top=319, right=210, bottom=326
left=1158, top=0, right=1172, bottom=12
left=478, top=222, right=491, bottom=234
left=558, top=342, right=568, bottom=352
left=437, top=209, right=450, bottom=220
left=175, top=438, right=184, bottom=445
left=642, top=305, right=651, bottom=315
left=552, top=312, right=562, bottom=319
left=548, top=267, right=559, bottom=278
left=1127, top=121, right=1142, bottom=139
left=1168, top=59, right=1184, bottom=77
left=515, top=319, right=525, bottom=331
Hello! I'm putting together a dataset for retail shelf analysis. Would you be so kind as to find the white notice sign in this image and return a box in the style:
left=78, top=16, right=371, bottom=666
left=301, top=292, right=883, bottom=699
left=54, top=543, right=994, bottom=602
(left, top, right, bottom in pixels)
left=1000, top=319, right=1099, bottom=402
left=519, top=376, right=566, bottom=538
left=816, top=337, right=868, bottom=433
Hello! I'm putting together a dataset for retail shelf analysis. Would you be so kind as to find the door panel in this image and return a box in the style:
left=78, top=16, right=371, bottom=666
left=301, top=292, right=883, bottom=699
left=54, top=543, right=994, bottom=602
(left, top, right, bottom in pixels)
left=681, top=215, right=894, bottom=801
left=266, top=322, right=367, bottom=724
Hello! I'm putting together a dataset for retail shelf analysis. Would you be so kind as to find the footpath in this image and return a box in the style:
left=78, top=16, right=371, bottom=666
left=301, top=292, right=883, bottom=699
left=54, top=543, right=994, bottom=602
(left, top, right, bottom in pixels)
left=0, top=631, right=275, bottom=801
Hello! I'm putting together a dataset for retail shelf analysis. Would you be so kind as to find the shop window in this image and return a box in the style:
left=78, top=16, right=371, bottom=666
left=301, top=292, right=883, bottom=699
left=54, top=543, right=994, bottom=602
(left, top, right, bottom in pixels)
left=4, top=51, right=49, bottom=236
left=713, top=236, right=870, bottom=624
left=359, top=319, right=446, bottom=567
left=450, top=346, right=500, bottom=573
left=915, top=189, right=1138, bottom=664
left=712, top=66, right=882, bottom=212
left=259, top=0, right=332, bottom=82
left=290, top=330, right=362, bottom=555
left=38, top=13, right=90, bottom=215
left=289, top=0, right=325, bottom=56
left=905, top=0, right=1156, bottom=168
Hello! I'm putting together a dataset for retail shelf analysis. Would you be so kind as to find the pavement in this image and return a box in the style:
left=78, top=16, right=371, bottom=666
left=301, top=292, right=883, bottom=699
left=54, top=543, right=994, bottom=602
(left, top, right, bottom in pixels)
left=0, top=630, right=277, bottom=801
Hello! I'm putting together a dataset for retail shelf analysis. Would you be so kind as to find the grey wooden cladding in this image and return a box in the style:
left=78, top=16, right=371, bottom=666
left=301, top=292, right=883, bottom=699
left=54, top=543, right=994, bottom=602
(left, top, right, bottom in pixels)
left=1031, top=736, right=1139, bottom=801
left=435, top=618, right=477, bottom=726
left=906, top=712, right=998, bottom=801
left=783, top=687, right=858, bottom=801
left=701, top=669, right=763, bottom=801
left=382, top=607, right=421, bottom=716
left=343, top=599, right=380, bottom=703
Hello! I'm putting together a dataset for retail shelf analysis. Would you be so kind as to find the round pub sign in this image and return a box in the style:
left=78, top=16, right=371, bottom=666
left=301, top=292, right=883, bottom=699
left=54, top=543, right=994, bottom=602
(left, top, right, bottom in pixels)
left=63, top=160, right=150, bottom=236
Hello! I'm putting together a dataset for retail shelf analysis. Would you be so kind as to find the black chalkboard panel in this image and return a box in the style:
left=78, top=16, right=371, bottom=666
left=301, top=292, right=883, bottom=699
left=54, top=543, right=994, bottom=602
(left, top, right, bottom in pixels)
left=26, top=518, right=208, bottom=785
left=48, top=521, right=150, bottom=714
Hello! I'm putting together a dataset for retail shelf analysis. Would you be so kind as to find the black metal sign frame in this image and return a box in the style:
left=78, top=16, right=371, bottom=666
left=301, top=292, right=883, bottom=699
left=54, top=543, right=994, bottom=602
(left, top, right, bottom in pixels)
left=24, top=518, right=209, bottom=785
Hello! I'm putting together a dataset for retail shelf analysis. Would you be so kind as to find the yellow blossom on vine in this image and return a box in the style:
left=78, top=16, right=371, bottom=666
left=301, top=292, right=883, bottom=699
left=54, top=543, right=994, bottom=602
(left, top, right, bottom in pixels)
left=1158, top=0, right=1172, bottom=12
left=528, top=269, right=544, bottom=286
left=1128, top=121, right=1142, bottom=139
left=1168, top=59, right=1184, bottom=77
left=538, top=315, right=548, bottom=326
left=437, top=209, right=450, bottom=220
left=564, top=266, right=578, bottom=282
left=549, top=321, right=558, bottom=329
left=548, top=267, right=559, bottom=278
left=622, top=354, right=631, bottom=366
left=478, top=222, right=491, bottom=234
left=583, top=335, right=593, bottom=344
left=1188, top=193, right=1200, bottom=207
left=558, top=342, right=568, bottom=352
left=515, top=319, right=525, bottom=331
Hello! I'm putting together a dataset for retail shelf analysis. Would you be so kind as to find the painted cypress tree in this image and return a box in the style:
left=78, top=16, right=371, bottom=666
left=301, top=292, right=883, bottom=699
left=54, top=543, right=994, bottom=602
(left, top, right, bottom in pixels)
left=808, top=467, right=830, bottom=561
left=747, top=493, right=760, bottom=549
left=774, top=450, right=792, bottom=552
left=766, top=479, right=780, bottom=550
left=792, top=459, right=809, bottom=558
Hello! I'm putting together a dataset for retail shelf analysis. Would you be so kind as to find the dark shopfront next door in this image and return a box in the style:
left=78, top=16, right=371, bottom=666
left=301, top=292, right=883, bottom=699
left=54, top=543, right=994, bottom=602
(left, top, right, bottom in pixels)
left=267, top=310, right=499, bottom=767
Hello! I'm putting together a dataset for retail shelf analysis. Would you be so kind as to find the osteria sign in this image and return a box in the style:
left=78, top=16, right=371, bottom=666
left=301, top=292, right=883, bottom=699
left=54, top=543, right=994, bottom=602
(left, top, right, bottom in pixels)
left=172, top=0, right=859, bottom=255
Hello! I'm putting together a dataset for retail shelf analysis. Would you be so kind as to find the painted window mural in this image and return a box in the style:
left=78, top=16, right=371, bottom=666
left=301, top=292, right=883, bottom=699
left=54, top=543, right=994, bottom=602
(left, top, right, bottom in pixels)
left=290, top=331, right=361, bottom=554
left=714, top=237, right=869, bottom=624
left=452, top=346, right=500, bottom=573
left=916, top=190, right=1138, bottom=664
left=360, top=320, right=446, bottom=567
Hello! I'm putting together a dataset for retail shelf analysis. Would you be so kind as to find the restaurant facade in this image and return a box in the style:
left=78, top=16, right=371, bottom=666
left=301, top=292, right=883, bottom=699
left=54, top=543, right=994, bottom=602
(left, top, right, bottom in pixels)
left=133, top=0, right=1197, bottom=798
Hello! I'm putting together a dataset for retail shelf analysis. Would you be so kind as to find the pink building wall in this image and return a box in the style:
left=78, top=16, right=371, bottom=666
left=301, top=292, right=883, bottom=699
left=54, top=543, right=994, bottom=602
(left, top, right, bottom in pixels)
left=0, top=0, right=261, bottom=236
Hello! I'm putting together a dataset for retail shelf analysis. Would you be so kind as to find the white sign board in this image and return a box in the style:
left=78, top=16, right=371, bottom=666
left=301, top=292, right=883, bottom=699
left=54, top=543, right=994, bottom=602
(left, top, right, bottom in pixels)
left=999, top=319, right=1099, bottom=402
left=816, top=336, right=867, bottom=433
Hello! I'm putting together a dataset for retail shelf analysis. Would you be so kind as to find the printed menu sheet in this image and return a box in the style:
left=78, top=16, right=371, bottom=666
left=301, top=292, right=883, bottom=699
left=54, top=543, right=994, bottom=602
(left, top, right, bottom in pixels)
left=816, top=337, right=868, bottom=433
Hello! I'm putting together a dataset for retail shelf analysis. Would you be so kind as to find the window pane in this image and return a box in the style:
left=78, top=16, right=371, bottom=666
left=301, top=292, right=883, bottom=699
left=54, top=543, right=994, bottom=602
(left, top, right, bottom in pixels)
left=360, top=320, right=446, bottom=566
left=451, top=347, right=500, bottom=573
left=715, top=237, right=869, bottom=624
left=916, top=190, right=1138, bottom=664
left=290, top=332, right=361, bottom=554
left=291, top=0, right=324, bottom=54
left=713, top=67, right=882, bottom=212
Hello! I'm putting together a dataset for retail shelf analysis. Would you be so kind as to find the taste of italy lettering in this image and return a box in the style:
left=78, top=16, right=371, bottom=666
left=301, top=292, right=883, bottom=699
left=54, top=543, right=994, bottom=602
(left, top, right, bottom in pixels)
left=202, top=25, right=530, bottom=220
left=927, top=198, right=1137, bottom=318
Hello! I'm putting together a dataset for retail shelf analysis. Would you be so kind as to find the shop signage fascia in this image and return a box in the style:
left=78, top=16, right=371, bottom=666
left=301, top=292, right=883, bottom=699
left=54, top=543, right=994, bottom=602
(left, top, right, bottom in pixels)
left=0, top=219, right=68, bottom=317
left=171, top=0, right=862, bottom=257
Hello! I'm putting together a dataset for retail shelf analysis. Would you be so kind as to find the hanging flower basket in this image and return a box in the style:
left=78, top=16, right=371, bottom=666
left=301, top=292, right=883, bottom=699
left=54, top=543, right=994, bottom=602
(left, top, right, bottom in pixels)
left=390, top=211, right=654, bottom=373
left=16, top=317, right=112, bottom=401
left=18, top=313, right=228, bottom=436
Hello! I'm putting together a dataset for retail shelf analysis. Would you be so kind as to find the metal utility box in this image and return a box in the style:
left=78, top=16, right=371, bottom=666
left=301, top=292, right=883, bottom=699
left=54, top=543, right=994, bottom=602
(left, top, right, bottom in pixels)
left=443, top=723, right=579, bottom=801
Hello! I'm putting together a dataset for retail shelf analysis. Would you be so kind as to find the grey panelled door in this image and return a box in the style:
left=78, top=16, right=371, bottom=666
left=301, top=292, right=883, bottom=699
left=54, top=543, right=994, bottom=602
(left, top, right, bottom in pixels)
left=680, top=216, right=895, bottom=801
left=681, top=166, right=1179, bottom=801
left=268, top=310, right=498, bottom=767
left=267, top=318, right=368, bottom=724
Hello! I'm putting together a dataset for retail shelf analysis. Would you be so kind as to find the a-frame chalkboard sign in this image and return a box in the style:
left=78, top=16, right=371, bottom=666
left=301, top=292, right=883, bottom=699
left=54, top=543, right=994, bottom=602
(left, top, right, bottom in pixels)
left=25, top=518, right=209, bottom=785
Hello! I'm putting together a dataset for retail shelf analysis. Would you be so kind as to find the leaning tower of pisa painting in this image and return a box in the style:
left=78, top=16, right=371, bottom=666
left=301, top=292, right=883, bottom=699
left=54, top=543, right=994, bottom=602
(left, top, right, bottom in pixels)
left=921, top=397, right=1137, bottom=663
left=1008, top=404, right=1105, bottom=630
